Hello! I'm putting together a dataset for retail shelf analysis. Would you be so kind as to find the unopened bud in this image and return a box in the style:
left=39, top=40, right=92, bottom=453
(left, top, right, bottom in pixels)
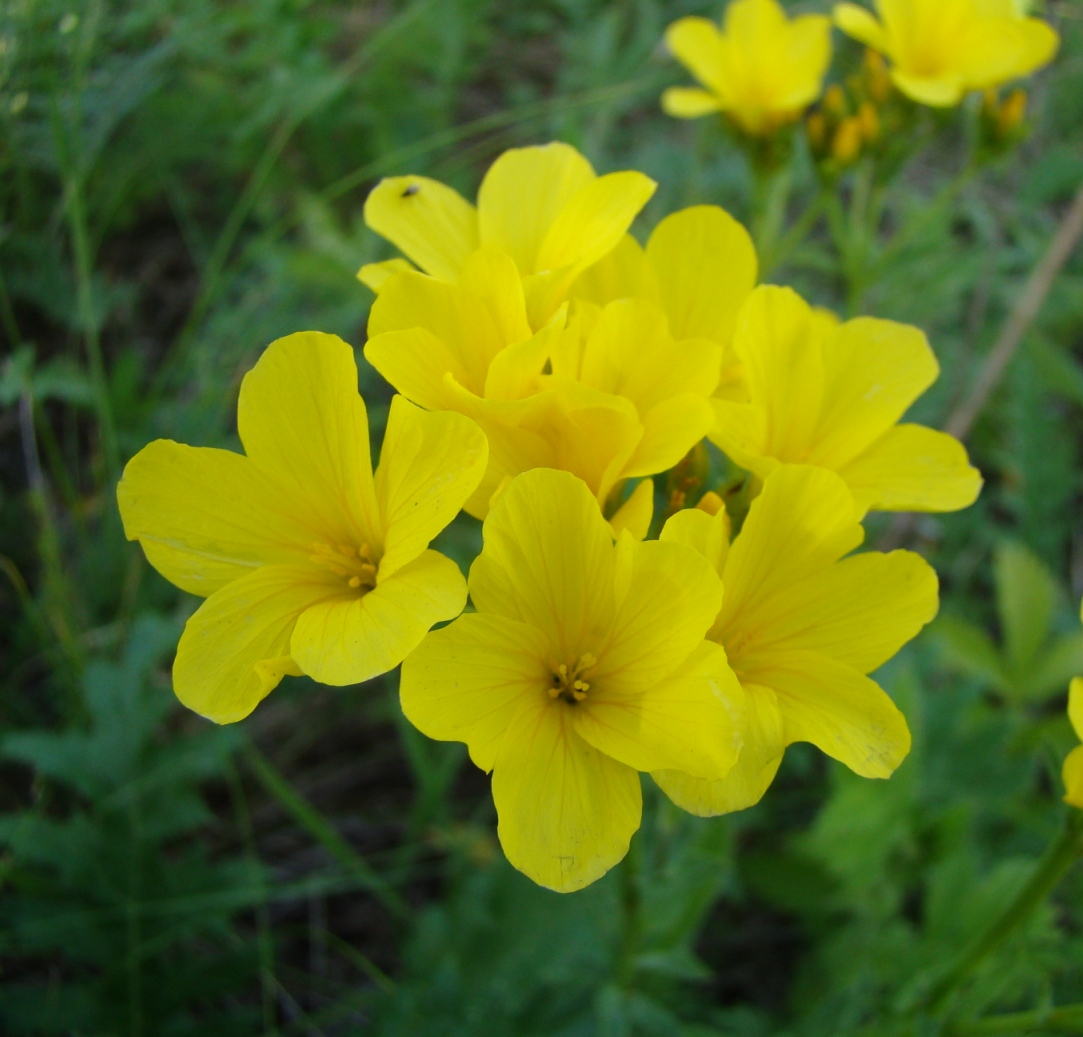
left=696, top=491, right=725, bottom=517
left=998, top=88, right=1027, bottom=137
left=806, top=111, right=827, bottom=152
left=832, top=116, right=863, bottom=165
left=863, top=48, right=892, bottom=104
left=857, top=101, right=879, bottom=142
left=823, top=84, right=847, bottom=118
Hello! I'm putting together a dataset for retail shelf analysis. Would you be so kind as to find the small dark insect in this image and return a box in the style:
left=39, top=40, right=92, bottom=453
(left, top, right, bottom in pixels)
left=402, top=183, right=420, bottom=197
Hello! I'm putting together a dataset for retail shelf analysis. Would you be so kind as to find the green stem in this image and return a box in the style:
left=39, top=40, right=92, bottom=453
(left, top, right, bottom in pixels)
left=750, top=165, right=793, bottom=263
left=947, top=1001, right=1083, bottom=1035
left=761, top=190, right=827, bottom=276
left=242, top=744, right=409, bottom=922
left=921, top=812, right=1083, bottom=1015
left=615, top=835, right=642, bottom=988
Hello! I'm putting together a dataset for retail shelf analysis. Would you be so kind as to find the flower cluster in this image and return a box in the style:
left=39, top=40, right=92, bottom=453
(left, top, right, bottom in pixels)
left=118, top=142, right=983, bottom=893
left=664, top=0, right=1059, bottom=136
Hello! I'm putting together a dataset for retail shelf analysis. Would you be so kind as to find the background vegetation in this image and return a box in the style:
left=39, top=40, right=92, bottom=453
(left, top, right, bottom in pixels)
left=2, top=0, right=1083, bottom=1033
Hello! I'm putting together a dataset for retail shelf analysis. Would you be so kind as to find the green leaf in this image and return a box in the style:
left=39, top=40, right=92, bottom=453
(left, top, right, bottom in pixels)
left=995, top=540, right=1059, bottom=674
left=930, top=615, right=1009, bottom=693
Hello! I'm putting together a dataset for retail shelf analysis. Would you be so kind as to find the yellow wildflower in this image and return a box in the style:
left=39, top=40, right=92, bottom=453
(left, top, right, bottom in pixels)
left=117, top=332, right=487, bottom=723
left=400, top=468, right=745, bottom=891
left=572, top=205, right=758, bottom=399
left=360, top=142, right=656, bottom=328
left=710, top=285, right=982, bottom=515
left=834, top=0, right=1059, bottom=108
left=1065, top=676, right=1083, bottom=809
left=659, top=464, right=937, bottom=814
left=662, top=0, right=833, bottom=135
left=365, top=254, right=721, bottom=521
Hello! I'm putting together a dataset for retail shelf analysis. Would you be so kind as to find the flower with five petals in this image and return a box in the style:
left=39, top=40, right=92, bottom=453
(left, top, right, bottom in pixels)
left=400, top=468, right=745, bottom=892
left=117, top=332, right=487, bottom=723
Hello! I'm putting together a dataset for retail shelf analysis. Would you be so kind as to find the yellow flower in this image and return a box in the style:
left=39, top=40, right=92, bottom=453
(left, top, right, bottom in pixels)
left=365, top=251, right=721, bottom=522
left=400, top=468, right=746, bottom=892
left=1065, top=677, right=1083, bottom=809
left=710, top=285, right=982, bottom=515
left=662, top=0, right=833, bottom=135
left=117, top=332, right=487, bottom=723
left=659, top=464, right=937, bottom=814
left=360, top=142, right=656, bottom=328
left=571, top=205, right=758, bottom=400
left=834, top=0, right=1058, bottom=107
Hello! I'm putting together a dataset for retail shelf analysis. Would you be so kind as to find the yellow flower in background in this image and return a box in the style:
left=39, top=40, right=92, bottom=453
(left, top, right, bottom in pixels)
left=710, top=285, right=982, bottom=515
left=572, top=204, right=758, bottom=400
left=361, top=142, right=656, bottom=328
left=365, top=256, right=720, bottom=525
left=1065, top=674, right=1083, bottom=809
left=400, top=468, right=745, bottom=892
left=662, top=0, right=833, bottom=135
left=834, top=0, right=1059, bottom=107
left=117, top=332, right=487, bottom=723
left=659, top=464, right=936, bottom=814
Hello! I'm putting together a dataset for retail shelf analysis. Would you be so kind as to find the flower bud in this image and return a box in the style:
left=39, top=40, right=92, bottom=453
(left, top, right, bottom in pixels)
left=832, top=116, right=863, bottom=165
left=858, top=101, right=880, bottom=142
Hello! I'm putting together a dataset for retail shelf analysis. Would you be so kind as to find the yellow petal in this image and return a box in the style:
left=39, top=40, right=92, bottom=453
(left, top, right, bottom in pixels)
left=661, top=86, right=724, bottom=118
left=375, top=396, right=488, bottom=577
left=664, top=16, right=728, bottom=94
left=660, top=505, right=730, bottom=575
left=363, top=327, right=469, bottom=412
left=716, top=465, right=862, bottom=637
left=237, top=332, right=382, bottom=550
left=484, top=311, right=565, bottom=401
left=468, top=467, right=617, bottom=655
left=645, top=205, right=757, bottom=348
left=609, top=479, right=654, bottom=541
left=492, top=693, right=642, bottom=892
left=625, top=395, right=715, bottom=478
left=477, top=143, right=596, bottom=275
left=960, top=16, right=1058, bottom=90
left=291, top=549, right=466, bottom=686
left=357, top=257, right=415, bottom=294
left=732, top=286, right=824, bottom=461
left=570, top=234, right=655, bottom=307
left=1063, top=744, right=1083, bottom=810
left=592, top=537, right=723, bottom=693
left=367, top=269, right=512, bottom=396
left=1069, top=677, right=1083, bottom=741
left=838, top=423, right=983, bottom=514
left=833, top=2, right=889, bottom=51
left=765, top=650, right=911, bottom=777
left=457, top=246, right=533, bottom=346
left=117, top=440, right=314, bottom=597
left=535, top=171, right=657, bottom=274
left=739, top=550, right=939, bottom=674
left=400, top=613, right=550, bottom=772
left=810, top=316, right=939, bottom=469
left=653, top=680, right=784, bottom=815
left=173, top=564, right=336, bottom=723
left=890, top=69, right=966, bottom=107
left=363, top=175, right=478, bottom=281
left=709, top=398, right=770, bottom=476
left=575, top=640, right=744, bottom=779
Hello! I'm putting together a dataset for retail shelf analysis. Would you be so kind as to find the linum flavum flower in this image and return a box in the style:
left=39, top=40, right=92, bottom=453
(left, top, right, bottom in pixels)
left=658, top=464, right=937, bottom=814
left=662, top=0, right=833, bottom=135
left=400, top=468, right=746, bottom=892
left=710, top=285, right=982, bottom=515
left=571, top=204, right=758, bottom=400
left=1065, top=673, right=1083, bottom=809
left=360, top=142, right=656, bottom=328
left=834, top=0, right=1059, bottom=108
left=365, top=250, right=721, bottom=525
left=116, top=332, right=487, bottom=723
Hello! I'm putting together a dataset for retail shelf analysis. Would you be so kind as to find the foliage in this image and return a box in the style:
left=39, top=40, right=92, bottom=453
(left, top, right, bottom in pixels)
left=2, top=0, right=1083, bottom=1034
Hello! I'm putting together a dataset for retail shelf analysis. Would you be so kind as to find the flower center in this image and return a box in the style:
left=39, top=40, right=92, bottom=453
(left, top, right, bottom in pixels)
left=309, top=542, right=378, bottom=591
left=548, top=653, right=597, bottom=705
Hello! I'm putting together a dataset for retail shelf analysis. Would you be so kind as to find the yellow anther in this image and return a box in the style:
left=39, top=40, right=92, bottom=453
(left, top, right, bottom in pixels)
left=309, top=540, right=378, bottom=592
left=549, top=654, right=597, bottom=705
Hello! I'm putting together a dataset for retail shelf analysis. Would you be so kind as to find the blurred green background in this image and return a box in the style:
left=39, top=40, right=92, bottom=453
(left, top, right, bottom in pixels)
left=2, top=0, right=1083, bottom=1033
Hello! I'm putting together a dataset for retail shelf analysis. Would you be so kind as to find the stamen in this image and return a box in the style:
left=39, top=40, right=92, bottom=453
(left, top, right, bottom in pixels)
left=548, top=653, right=597, bottom=705
left=309, top=541, right=378, bottom=592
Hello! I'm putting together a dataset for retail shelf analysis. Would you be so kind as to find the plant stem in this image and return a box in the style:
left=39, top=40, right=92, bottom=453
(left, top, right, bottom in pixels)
left=921, top=811, right=1083, bottom=1015
left=947, top=1001, right=1083, bottom=1035
left=615, top=835, right=642, bottom=988
left=761, top=189, right=827, bottom=276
